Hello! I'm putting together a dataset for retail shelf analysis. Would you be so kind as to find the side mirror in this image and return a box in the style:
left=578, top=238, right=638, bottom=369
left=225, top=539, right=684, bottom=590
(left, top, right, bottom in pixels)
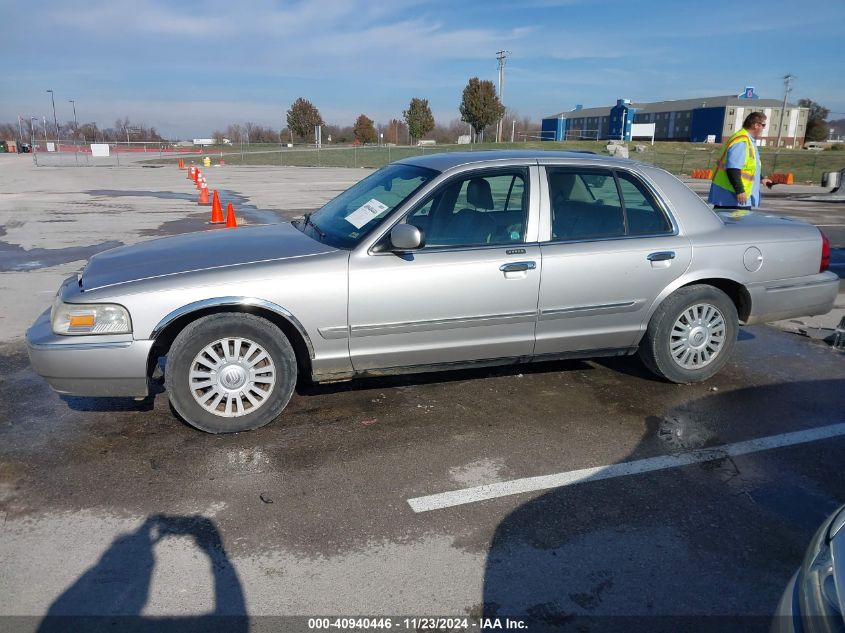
left=389, top=224, right=425, bottom=251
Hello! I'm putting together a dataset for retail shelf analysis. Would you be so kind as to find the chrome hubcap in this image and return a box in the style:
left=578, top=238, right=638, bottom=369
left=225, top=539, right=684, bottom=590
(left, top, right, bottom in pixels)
left=670, top=303, right=726, bottom=370
left=188, top=337, right=276, bottom=417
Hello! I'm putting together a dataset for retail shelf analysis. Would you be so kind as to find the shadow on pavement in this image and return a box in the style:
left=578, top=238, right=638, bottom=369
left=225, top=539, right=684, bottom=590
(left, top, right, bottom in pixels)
left=481, top=379, right=845, bottom=632
left=37, top=514, right=247, bottom=633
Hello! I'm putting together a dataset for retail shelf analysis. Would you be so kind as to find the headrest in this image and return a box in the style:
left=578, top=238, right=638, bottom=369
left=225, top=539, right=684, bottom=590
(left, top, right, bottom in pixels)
left=550, top=172, right=576, bottom=200
left=467, top=178, right=494, bottom=210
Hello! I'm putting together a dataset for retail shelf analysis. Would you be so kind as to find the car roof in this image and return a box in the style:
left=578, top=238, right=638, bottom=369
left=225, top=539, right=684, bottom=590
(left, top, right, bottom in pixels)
left=396, top=149, right=633, bottom=173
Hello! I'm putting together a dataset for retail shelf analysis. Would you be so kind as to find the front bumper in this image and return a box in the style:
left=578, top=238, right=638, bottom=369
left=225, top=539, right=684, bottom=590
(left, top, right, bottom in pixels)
left=26, top=309, right=152, bottom=397
left=746, top=271, right=840, bottom=325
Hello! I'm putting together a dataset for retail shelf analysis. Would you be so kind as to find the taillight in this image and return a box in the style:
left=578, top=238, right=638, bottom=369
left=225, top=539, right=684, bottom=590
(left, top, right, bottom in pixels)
left=820, top=229, right=830, bottom=272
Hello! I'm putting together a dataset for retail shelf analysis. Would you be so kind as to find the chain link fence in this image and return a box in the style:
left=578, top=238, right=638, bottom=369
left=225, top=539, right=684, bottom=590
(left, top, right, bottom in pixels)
left=32, top=138, right=845, bottom=184
left=215, top=143, right=845, bottom=184
left=634, top=147, right=845, bottom=184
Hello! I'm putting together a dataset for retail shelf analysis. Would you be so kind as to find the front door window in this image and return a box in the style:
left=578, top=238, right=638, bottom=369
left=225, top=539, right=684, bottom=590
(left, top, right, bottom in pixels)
left=404, top=169, right=529, bottom=248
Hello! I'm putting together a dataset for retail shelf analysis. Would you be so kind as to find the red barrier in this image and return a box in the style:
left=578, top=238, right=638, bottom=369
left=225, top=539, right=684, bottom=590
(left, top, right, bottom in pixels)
left=32, top=144, right=204, bottom=154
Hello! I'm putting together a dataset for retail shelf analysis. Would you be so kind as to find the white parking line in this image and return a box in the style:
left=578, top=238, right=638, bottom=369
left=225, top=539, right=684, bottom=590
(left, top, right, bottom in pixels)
left=406, top=422, right=845, bottom=513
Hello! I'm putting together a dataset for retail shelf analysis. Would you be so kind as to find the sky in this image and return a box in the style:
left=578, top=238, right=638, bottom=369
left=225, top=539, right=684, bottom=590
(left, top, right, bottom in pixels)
left=1, top=0, right=843, bottom=139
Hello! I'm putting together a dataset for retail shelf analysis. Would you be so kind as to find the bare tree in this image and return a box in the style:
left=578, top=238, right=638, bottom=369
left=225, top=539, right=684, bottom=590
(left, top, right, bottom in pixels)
left=385, top=119, right=406, bottom=145
left=226, top=124, right=243, bottom=143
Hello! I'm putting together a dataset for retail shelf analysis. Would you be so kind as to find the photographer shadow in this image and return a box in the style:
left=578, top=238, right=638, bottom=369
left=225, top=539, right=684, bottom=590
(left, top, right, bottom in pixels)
left=37, top=514, right=247, bottom=633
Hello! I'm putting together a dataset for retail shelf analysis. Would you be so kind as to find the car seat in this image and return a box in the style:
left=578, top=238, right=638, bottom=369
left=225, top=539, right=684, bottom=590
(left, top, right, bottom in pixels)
left=446, top=178, right=495, bottom=244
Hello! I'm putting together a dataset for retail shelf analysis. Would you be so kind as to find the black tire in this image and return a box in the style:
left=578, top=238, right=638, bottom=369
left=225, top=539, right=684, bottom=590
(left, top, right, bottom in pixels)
left=164, top=313, right=297, bottom=433
left=638, top=285, right=738, bottom=384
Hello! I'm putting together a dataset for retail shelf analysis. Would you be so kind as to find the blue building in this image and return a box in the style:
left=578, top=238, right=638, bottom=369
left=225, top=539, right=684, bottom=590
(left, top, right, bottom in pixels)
left=540, top=88, right=808, bottom=147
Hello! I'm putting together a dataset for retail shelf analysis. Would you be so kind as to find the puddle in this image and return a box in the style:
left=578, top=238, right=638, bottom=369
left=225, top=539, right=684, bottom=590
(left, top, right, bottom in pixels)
left=655, top=415, right=716, bottom=451
left=0, top=191, right=318, bottom=266
left=0, top=240, right=124, bottom=272
left=87, top=190, right=197, bottom=202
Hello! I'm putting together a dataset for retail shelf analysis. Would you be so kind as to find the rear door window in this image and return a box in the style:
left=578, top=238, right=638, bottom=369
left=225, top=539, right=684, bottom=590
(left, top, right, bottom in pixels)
left=616, top=173, right=672, bottom=235
left=547, top=168, right=671, bottom=241
left=548, top=168, right=625, bottom=240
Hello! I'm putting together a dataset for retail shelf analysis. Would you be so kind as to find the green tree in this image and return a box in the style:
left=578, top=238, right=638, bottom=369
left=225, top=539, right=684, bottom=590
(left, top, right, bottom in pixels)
left=403, top=98, right=435, bottom=143
left=286, top=97, right=324, bottom=141
left=798, top=98, right=830, bottom=142
left=459, top=78, right=504, bottom=140
left=353, top=114, right=377, bottom=144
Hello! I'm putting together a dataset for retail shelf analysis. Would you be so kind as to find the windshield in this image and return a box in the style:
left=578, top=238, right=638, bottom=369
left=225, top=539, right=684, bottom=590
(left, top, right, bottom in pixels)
left=296, top=163, right=437, bottom=248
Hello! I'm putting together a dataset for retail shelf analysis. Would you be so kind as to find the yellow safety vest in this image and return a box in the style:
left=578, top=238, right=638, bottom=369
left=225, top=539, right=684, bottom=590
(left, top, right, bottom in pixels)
left=711, top=128, right=757, bottom=196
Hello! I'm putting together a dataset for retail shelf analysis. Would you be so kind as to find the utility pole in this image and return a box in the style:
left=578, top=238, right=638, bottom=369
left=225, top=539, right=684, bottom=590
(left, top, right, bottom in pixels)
left=776, top=74, right=794, bottom=149
left=68, top=100, right=78, bottom=140
left=46, top=89, right=59, bottom=141
left=495, top=50, right=510, bottom=143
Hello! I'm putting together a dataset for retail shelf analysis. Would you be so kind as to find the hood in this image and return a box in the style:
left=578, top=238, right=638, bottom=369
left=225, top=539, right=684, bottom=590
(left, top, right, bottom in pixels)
left=80, top=223, right=335, bottom=291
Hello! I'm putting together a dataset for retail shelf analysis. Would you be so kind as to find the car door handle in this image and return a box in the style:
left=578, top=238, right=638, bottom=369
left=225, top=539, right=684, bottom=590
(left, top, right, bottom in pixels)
left=647, top=251, right=675, bottom=262
left=499, top=261, right=537, bottom=273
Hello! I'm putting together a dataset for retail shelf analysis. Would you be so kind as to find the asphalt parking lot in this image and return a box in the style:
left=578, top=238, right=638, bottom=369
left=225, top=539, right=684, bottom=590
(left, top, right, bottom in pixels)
left=0, top=154, right=843, bottom=632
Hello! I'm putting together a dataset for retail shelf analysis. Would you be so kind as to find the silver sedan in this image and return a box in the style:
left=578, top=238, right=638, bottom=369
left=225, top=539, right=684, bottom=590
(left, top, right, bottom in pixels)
left=773, top=504, right=845, bottom=632
left=27, top=151, right=839, bottom=433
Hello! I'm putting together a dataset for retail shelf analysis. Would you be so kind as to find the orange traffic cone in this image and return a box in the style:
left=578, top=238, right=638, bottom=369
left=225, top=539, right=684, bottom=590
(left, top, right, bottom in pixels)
left=193, top=169, right=200, bottom=184
left=219, top=159, right=225, bottom=166
left=197, top=175, right=204, bottom=190
left=209, top=190, right=224, bottom=223
left=225, top=202, right=238, bottom=228
left=198, top=182, right=210, bottom=205
left=187, top=165, right=194, bottom=180
left=178, top=158, right=185, bottom=170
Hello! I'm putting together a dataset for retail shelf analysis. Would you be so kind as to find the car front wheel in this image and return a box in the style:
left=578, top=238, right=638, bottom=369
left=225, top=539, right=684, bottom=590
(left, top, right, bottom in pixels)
left=639, top=285, right=738, bottom=384
left=164, top=313, right=297, bottom=433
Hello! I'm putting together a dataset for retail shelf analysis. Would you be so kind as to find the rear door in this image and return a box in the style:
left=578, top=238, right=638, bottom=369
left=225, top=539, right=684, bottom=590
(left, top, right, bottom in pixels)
left=535, top=165, right=692, bottom=355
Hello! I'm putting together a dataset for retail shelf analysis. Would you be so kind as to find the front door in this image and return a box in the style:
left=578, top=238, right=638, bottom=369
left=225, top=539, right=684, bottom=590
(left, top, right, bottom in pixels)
left=348, top=167, right=541, bottom=371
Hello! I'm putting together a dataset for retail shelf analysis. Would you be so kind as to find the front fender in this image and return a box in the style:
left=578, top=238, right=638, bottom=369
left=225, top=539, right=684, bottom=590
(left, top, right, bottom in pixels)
left=150, top=296, right=316, bottom=359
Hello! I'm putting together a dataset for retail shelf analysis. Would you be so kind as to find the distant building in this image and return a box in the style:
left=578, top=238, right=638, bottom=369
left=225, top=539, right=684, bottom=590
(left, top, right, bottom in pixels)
left=541, top=87, right=808, bottom=147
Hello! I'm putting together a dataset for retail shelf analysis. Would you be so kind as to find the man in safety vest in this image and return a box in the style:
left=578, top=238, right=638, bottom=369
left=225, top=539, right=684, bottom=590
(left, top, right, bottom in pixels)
left=708, top=112, right=773, bottom=209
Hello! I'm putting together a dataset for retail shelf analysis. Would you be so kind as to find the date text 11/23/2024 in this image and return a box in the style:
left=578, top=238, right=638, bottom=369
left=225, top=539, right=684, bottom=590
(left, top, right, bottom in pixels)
left=307, top=617, right=528, bottom=630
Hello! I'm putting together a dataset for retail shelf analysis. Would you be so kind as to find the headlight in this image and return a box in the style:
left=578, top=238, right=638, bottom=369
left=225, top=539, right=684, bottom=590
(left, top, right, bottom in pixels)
left=798, top=508, right=845, bottom=633
left=51, top=300, right=132, bottom=335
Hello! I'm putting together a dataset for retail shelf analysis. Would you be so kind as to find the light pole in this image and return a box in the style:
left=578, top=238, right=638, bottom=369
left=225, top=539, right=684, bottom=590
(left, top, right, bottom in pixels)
left=46, top=89, right=59, bottom=141
left=30, top=116, right=37, bottom=145
left=776, top=74, right=794, bottom=149
left=68, top=100, right=78, bottom=140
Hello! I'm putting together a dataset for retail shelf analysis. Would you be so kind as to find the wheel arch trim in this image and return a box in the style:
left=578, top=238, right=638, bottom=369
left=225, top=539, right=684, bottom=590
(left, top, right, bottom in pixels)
left=150, top=296, right=315, bottom=359
left=643, top=273, right=751, bottom=328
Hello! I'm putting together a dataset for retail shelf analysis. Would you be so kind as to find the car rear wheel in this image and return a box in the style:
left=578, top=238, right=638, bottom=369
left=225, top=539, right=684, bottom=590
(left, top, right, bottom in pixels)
left=639, top=285, right=738, bottom=383
left=165, top=313, right=297, bottom=433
